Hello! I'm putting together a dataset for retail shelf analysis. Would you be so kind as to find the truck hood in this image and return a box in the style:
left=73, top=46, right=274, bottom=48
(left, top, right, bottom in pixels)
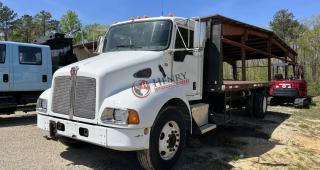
left=53, top=51, right=165, bottom=111
left=55, top=51, right=163, bottom=77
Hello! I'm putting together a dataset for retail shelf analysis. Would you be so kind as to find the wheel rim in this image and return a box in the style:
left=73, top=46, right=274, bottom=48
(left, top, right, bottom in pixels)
left=158, top=120, right=180, bottom=160
left=263, top=96, right=267, bottom=113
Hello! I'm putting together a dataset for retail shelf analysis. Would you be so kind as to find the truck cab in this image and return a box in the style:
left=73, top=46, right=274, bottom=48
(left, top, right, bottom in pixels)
left=37, top=15, right=295, bottom=169
left=0, top=41, right=52, bottom=113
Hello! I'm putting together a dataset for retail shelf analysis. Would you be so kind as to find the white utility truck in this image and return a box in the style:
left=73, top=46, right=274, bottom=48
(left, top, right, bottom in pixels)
left=0, top=41, right=52, bottom=113
left=37, top=15, right=297, bottom=169
left=0, top=34, right=78, bottom=114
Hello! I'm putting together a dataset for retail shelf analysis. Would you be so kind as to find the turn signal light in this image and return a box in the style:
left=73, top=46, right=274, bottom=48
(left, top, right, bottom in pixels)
left=128, top=109, right=140, bottom=124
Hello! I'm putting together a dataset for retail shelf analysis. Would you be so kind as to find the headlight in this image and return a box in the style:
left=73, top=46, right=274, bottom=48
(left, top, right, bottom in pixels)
left=36, top=98, right=47, bottom=113
left=101, top=108, right=139, bottom=125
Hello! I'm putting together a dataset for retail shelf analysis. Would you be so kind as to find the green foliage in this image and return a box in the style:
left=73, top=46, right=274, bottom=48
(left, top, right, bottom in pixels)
left=269, top=9, right=305, bottom=45
left=82, top=23, right=108, bottom=43
left=60, top=10, right=82, bottom=44
left=11, top=15, right=35, bottom=42
left=0, top=4, right=17, bottom=40
left=296, top=16, right=320, bottom=96
left=34, top=10, right=54, bottom=36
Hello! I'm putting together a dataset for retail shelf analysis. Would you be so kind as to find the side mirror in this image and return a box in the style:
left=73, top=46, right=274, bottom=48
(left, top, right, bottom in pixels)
left=95, top=36, right=106, bottom=54
left=194, top=21, right=206, bottom=48
left=173, top=50, right=192, bottom=62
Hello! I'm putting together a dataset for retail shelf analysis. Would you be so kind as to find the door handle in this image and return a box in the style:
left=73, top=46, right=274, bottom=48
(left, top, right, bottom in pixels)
left=42, top=75, right=47, bottom=82
left=3, top=74, right=8, bottom=83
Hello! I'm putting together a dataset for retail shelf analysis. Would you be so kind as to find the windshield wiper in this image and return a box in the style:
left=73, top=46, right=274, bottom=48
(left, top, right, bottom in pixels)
left=116, top=44, right=142, bottom=49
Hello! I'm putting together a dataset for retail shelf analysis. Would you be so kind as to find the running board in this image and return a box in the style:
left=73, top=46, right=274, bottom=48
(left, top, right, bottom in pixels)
left=199, top=124, right=216, bottom=134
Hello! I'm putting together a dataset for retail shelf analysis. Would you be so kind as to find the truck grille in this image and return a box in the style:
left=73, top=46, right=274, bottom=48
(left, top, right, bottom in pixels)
left=52, top=76, right=72, bottom=115
left=52, top=76, right=96, bottom=119
left=74, top=77, right=96, bottom=119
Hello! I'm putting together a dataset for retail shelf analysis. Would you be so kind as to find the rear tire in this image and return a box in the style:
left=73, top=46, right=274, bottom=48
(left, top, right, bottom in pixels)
left=245, top=93, right=254, bottom=116
left=253, top=91, right=267, bottom=118
left=137, top=107, right=186, bottom=170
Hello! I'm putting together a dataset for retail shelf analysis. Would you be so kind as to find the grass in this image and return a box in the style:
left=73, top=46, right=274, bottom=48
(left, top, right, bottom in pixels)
left=291, top=96, right=320, bottom=120
left=298, top=124, right=310, bottom=129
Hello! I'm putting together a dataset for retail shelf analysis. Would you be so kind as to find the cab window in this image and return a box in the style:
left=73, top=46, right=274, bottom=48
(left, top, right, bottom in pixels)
left=0, top=44, right=5, bottom=64
left=175, top=27, right=194, bottom=49
left=19, top=46, right=42, bottom=65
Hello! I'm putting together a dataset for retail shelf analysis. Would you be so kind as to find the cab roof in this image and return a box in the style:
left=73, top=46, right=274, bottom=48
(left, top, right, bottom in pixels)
left=0, top=41, right=50, bottom=48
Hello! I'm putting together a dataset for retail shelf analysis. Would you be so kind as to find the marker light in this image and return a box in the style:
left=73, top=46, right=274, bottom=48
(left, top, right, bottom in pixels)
left=128, top=109, right=140, bottom=124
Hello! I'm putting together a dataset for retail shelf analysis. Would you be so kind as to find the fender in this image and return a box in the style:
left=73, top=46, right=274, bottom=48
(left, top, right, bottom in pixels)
left=98, top=84, right=191, bottom=129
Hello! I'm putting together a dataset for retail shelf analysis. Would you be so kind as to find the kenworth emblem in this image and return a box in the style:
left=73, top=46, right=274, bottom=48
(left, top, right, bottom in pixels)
left=70, top=66, right=79, bottom=76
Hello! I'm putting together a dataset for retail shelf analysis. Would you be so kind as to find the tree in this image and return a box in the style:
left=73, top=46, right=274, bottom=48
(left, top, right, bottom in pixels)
left=297, top=16, right=320, bottom=81
left=35, top=10, right=53, bottom=36
left=12, top=15, right=35, bottom=42
left=48, top=19, right=60, bottom=33
left=0, top=4, right=17, bottom=40
left=82, top=23, right=108, bottom=43
left=60, top=10, right=82, bottom=44
left=269, top=9, right=305, bottom=46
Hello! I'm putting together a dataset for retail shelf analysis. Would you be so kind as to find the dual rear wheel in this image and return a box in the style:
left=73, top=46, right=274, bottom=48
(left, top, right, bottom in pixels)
left=246, top=90, right=267, bottom=118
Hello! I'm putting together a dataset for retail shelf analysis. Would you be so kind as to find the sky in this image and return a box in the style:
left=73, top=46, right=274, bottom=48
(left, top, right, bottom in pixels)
left=2, top=0, right=320, bottom=27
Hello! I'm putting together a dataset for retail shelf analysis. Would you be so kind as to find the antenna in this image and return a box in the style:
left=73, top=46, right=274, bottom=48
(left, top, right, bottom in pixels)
left=161, top=0, right=164, bottom=16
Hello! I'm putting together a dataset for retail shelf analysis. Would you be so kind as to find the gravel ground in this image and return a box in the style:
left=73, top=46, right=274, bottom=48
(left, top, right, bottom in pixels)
left=0, top=112, right=141, bottom=170
left=1, top=99, right=319, bottom=170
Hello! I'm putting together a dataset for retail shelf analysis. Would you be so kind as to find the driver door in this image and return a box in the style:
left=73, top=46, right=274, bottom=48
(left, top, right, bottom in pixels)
left=172, top=21, right=203, bottom=100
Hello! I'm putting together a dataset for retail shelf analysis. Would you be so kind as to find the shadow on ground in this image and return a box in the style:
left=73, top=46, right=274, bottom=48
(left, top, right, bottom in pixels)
left=58, top=110, right=290, bottom=170
left=60, top=145, right=142, bottom=170
left=0, top=113, right=36, bottom=128
left=175, top=110, right=290, bottom=170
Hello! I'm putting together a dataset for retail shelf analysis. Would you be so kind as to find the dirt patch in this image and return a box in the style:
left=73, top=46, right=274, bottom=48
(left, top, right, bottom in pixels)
left=175, top=96, right=320, bottom=170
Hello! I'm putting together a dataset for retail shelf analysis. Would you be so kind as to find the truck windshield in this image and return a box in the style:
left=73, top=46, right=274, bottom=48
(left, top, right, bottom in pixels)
left=104, top=20, right=172, bottom=52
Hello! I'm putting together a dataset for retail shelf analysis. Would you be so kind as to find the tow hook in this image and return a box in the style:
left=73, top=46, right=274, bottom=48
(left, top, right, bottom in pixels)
left=46, top=121, right=58, bottom=141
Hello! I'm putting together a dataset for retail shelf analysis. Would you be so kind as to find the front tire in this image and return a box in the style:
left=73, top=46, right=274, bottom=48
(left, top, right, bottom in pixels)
left=137, top=107, right=186, bottom=170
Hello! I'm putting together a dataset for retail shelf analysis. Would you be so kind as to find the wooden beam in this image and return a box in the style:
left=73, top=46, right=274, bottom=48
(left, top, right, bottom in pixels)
left=247, top=30, right=269, bottom=39
left=223, top=38, right=287, bottom=61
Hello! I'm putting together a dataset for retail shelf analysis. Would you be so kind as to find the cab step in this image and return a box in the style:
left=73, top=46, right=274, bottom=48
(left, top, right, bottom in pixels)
left=199, top=124, right=216, bottom=134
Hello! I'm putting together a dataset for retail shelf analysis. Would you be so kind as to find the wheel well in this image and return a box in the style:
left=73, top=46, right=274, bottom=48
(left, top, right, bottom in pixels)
left=158, top=98, right=191, bottom=132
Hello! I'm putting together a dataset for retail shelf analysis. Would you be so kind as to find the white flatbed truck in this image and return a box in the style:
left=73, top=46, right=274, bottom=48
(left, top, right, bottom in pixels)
left=36, top=15, right=297, bottom=169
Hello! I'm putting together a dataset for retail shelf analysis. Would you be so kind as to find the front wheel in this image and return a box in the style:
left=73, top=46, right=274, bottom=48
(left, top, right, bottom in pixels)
left=137, top=107, right=186, bottom=170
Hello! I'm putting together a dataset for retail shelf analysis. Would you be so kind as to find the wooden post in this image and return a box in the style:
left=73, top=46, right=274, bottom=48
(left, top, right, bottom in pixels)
left=267, top=37, right=272, bottom=81
left=285, top=54, right=288, bottom=79
left=241, top=33, right=247, bottom=81
left=232, top=61, right=237, bottom=80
